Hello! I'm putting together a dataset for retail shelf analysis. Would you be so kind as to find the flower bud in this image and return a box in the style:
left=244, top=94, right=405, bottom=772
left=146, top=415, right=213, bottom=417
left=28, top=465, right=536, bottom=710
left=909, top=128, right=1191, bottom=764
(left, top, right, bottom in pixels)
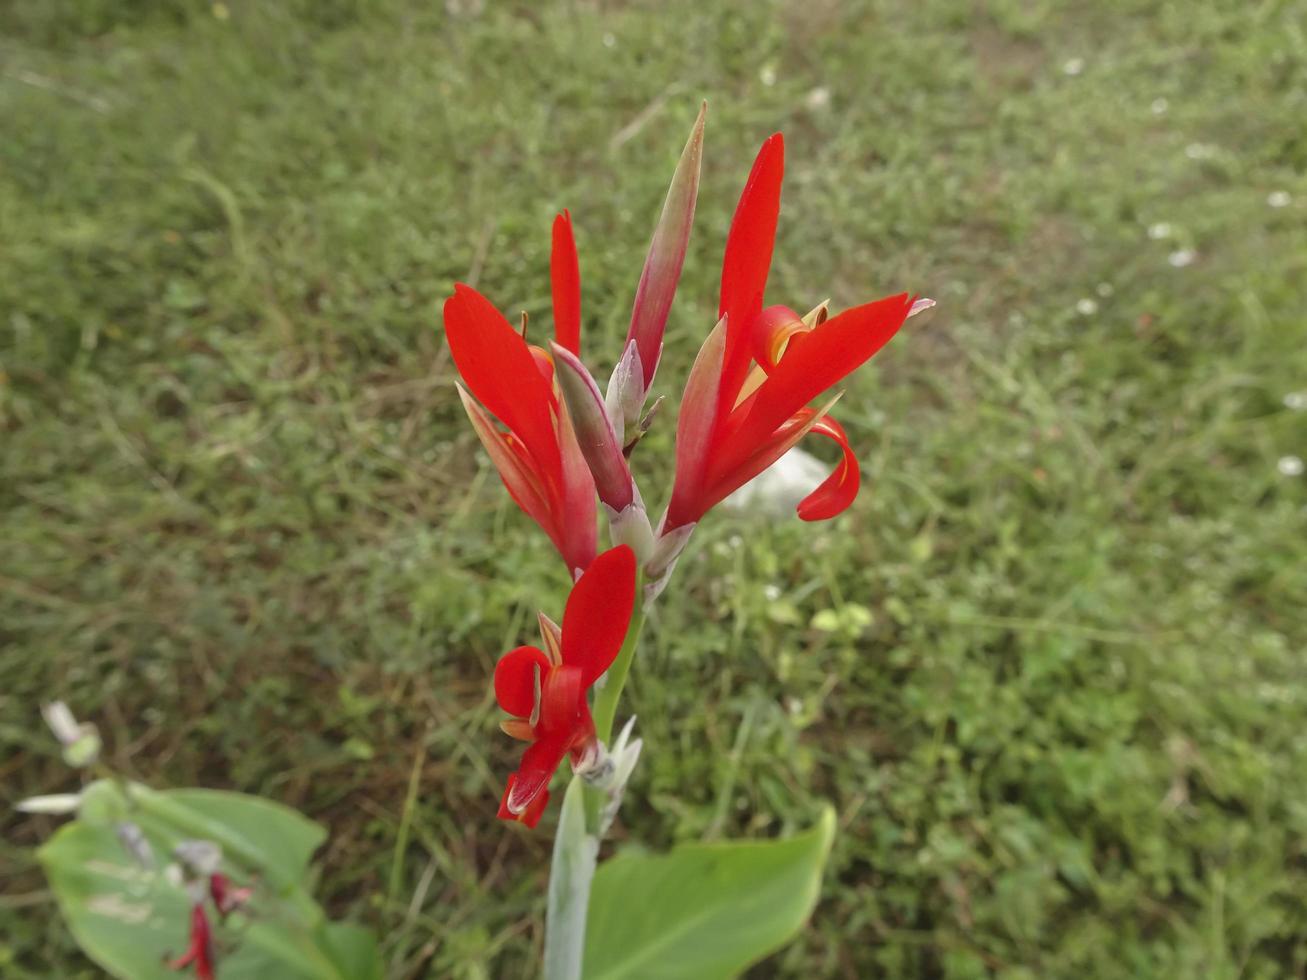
left=42, top=701, right=101, bottom=768
left=551, top=342, right=635, bottom=513
left=624, top=102, right=706, bottom=407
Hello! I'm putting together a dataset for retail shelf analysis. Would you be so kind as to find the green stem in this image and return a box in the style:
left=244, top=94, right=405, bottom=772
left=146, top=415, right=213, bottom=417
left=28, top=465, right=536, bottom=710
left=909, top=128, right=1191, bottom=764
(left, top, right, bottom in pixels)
left=590, top=605, right=647, bottom=746
left=543, top=779, right=598, bottom=980
left=543, top=604, right=648, bottom=978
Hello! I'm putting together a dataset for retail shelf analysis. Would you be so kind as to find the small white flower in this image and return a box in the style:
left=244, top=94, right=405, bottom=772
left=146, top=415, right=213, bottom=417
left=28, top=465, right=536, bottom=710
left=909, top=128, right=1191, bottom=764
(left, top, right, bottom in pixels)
left=42, top=702, right=81, bottom=744
left=760, top=65, right=778, bottom=87
left=764, top=584, right=782, bottom=601
left=1096, top=282, right=1115, bottom=297
left=601, top=32, right=616, bottom=48
left=1268, top=190, right=1292, bottom=208
left=1284, top=391, right=1307, bottom=411
left=1168, top=249, right=1197, bottom=268
left=16, top=792, right=83, bottom=815
left=1278, top=455, right=1305, bottom=477
left=804, top=86, right=831, bottom=111
left=1150, top=97, right=1169, bottom=115
left=1185, top=142, right=1216, bottom=160
left=1075, top=298, right=1098, bottom=316
left=41, top=702, right=100, bottom=767
left=1148, top=222, right=1173, bottom=240
left=1062, top=57, right=1085, bottom=76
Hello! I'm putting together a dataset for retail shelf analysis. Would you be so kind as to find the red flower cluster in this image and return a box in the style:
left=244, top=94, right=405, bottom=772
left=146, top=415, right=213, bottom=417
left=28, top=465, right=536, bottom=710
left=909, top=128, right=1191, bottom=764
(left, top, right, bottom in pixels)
left=494, top=545, right=636, bottom=826
left=441, top=111, right=925, bottom=826
left=664, top=134, right=918, bottom=534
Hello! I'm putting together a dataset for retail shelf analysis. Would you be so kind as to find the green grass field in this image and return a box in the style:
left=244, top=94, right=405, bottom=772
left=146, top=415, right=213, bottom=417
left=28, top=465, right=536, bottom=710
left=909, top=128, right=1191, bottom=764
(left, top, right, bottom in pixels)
left=3, top=1, right=1306, bottom=976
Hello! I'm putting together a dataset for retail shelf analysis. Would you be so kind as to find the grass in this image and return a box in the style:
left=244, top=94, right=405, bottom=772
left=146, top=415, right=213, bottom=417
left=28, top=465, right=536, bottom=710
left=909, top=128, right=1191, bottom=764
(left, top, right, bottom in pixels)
left=2, top=0, right=1306, bottom=976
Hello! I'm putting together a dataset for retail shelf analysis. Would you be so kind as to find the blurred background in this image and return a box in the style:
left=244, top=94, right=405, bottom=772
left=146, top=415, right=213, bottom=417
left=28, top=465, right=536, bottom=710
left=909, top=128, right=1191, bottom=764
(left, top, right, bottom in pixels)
left=3, top=0, right=1306, bottom=976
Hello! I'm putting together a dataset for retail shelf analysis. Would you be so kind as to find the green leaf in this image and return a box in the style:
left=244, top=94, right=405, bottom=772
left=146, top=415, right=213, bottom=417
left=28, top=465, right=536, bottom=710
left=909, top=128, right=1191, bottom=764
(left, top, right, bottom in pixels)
left=39, top=821, right=325, bottom=979
left=583, top=806, right=836, bottom=979
left=38, top=785, right=381, bottom=980
left=317, top=921, right=384, bottom=980
left=129, top=785, right=327, bottom=891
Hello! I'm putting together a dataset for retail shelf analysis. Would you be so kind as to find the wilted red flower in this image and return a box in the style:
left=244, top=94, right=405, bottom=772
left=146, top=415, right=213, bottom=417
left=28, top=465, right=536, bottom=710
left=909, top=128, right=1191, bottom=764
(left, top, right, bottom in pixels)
left=663, top=134, right=920, bottom=535
left=167, top=903, right=215, bottom=980
left=494, top=544, right=636, bottom=826
left=443, top=212, right=598, bottom=578
left=208, top=873, right=252, bottom=920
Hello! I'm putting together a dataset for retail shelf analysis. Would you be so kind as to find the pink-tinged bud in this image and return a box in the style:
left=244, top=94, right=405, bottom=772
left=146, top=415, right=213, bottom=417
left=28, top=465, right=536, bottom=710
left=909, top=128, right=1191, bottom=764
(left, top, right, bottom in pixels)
left=908, top=297, right=936, bottom=318
left=551, top=343, right=635, bottom=513
left=605, top=339, right=645, bottom=442
left=624, top=102, right=706, bottom=404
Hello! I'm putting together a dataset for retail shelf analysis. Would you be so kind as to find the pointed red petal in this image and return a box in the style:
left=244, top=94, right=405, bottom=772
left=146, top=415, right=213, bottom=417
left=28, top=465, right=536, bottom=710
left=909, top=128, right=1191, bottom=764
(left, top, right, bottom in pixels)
left=551, top=211, right=581, bottom=355
left=717, top=134, right=784, bottom=412
left=724, top=293, right=911, bottom=469
left=796, top=413, right=861, bottom=521
left=666, top=316, right=727, bottom=531
left=443, top=284, right=561, bottom=476
left=554, top=393, right=599, bottom=576
left=493, top=646, right=551, bottom=718
left=560, top=544, right=636, bottom=687
left=505, top=733, right=570, bottom=816
left=457, top=385, right=555, bottom=532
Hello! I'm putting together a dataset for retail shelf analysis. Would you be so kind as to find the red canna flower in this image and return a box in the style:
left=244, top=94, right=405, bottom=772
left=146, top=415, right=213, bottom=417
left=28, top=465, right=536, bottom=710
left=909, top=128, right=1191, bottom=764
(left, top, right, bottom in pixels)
left=208, top=873, right=253, bottom=920
left=662, top=134, right=922, bottom=539
left=167, top=903, right=215, bottom=980
left=443, top=211, right=598, bottom=577
left=494, top=544, right=636, bottom=826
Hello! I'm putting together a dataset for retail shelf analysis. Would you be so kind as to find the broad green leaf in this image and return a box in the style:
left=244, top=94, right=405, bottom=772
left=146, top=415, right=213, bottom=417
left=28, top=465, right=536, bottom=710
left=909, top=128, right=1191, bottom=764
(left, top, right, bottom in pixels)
left=39, top=820, right=328, bottom=979
left=38, top=787, right=381, bottom=980
left=583, top=807, right=835, bottom=980
left=317, top=921, right=384, bottom=980
left=131, top=786, right=327, bottom=891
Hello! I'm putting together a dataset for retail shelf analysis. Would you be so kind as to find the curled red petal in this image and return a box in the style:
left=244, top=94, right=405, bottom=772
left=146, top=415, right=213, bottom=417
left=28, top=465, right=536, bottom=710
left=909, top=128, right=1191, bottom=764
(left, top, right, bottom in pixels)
left=560, top=544, right=637, bottom=687
left=696, top=402, right=834, bottom=522
left=796, top=413, right=861, bottom=521
left=504, top=732, right=570, bottom=817
left=718, top=134, right=784, bottom=413
left=551, top=211, right=581, bottom=355
left=498, top=775, right=550, bottom=828
left=722, top=293, right=912, bottom=475
left=493, top=646, right=551, bottom=718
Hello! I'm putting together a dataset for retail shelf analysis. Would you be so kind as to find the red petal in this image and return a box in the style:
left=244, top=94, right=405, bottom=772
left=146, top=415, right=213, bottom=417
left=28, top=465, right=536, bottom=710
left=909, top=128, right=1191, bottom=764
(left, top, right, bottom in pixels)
left=665, top=317, right=727, bottom=531
left=443, top=284, right=561, bottom=479
left=505, top=733, right=570, bottom=817
left=560, top=544, right=636, bottom=687
left=717, top=134, right=784, bottom=413
left=498, top=775, right=550, bottom=828
left=551, top=211, right=581, bottom=355
left=796, top=413, right=861, bottom=521
left=696, top=402, right=834, bottom=520
left=538, top=663, right=585, bottom=735
left=722, top=293, right=911, bottom=473
left=554, top=394, right=599, bottom=575
left=493, top=646, right=551, bottom=718
left=457, top=385, right=555, bottom=535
